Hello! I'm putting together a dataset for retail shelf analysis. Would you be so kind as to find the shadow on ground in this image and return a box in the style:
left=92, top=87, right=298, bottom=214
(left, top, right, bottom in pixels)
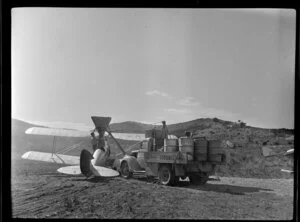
left=177, top=182, right=273, bottom=195
left=67, top=176, right=114, bottom=183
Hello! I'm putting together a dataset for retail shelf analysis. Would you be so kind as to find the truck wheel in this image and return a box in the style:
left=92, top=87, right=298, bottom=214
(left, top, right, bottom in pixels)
left=189, top=172, right=209, bottom=185
left=158, top=164, right=175, bottom=186
left=120, top=161, right=132, bottom=179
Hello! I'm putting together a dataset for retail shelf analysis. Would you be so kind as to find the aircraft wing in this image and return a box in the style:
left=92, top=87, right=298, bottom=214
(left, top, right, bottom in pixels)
left=21, top=151, right=79, bottom=165
left=25, top=127, right=90, bottom=137
left=25, top=127, right=146, bottom=141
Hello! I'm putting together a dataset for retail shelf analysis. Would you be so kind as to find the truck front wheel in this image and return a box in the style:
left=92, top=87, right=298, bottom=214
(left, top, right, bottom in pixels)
left=158, top=164, right=175, bottom=186
left=120, top=161, right=132, bottom=179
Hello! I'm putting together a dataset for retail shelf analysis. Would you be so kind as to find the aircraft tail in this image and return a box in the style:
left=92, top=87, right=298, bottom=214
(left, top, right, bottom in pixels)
left=91, top=116, right=112, bottom=131
left=80, top=149, right=94, bottom=177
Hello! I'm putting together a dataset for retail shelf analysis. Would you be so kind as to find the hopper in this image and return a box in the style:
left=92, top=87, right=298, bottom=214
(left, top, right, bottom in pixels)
left=91, top=116, right=112, bottom=131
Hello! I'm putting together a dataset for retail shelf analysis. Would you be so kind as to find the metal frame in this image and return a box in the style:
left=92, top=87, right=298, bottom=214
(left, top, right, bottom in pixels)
left=50, top=136, right=83, bottom=164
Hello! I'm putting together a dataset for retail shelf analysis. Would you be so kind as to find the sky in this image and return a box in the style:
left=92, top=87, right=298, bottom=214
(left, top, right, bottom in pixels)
left=12, top=8, right=296, bottom=130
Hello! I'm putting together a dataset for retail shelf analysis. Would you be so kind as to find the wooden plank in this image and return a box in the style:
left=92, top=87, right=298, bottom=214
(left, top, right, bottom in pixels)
left=144, top=152, right=187, bottom=164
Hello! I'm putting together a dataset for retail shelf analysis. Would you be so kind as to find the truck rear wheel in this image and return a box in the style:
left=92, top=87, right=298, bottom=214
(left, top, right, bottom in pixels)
left=189, top=172, right=209, bottom=185
left=120, top=161, right=132, bottom=179
left=158, top=164, right=175, bottom=186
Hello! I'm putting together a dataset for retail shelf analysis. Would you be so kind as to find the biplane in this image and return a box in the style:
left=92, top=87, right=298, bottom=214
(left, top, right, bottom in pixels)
left=22, top=116, right=226, bottom=186
left=21, top=116, right=147, bottom=178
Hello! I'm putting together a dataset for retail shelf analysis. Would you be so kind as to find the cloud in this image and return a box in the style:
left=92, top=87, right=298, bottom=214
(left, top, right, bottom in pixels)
left=145, top=90, right=171, bottom=98
left=177, top=97, right=199, bottom=106
left=164, top=108, right=192, bottom=114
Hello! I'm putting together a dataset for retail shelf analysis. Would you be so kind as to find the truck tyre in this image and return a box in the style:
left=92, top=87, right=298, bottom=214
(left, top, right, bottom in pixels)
left=120, top=161, right=132, bottom=179
left=158, top=164, right=175, bottom=186
left=189, top=172, right=209, bottom=185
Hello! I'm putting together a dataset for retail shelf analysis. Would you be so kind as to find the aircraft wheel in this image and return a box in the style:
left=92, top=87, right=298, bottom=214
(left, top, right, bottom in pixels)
left=189, top=172, right=209, bottom=185
left=158, top=164, right=175, bottom=186
left=120, top=161, right=132, bottom=179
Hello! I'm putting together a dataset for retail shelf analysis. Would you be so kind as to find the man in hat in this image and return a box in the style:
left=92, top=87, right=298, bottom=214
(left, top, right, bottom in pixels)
left=91, top=127, right=110, bottom=167
left=156, top=121, right=169, bottom=152
left=90, top=132, right=98, bottom=153
left=96, top=127, right=106, bottom=152
left=161, top=121, right=169, bottom=139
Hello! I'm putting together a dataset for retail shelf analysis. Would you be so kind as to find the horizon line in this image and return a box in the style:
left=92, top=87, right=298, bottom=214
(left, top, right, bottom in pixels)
left=11, top=117, right=294, bottom=131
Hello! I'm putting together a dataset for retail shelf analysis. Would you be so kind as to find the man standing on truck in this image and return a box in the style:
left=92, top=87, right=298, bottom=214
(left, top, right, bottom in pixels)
left=185, top=131, right=192, bottom=138
left=96, top=127, right=106, bottom=152
left=156, top=121, right=169, bottom=152
left=91, top=132, right=97, bottom=153
left=161, top=121, right=169, bottom=139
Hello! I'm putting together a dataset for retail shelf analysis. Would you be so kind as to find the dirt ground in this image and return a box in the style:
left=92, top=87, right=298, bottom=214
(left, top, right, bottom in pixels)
left=11, top=159, right=294, bottom=219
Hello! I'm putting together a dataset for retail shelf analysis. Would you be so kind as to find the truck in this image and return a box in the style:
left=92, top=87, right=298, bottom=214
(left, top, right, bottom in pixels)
left=113, top=127, right=226, bottom=186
